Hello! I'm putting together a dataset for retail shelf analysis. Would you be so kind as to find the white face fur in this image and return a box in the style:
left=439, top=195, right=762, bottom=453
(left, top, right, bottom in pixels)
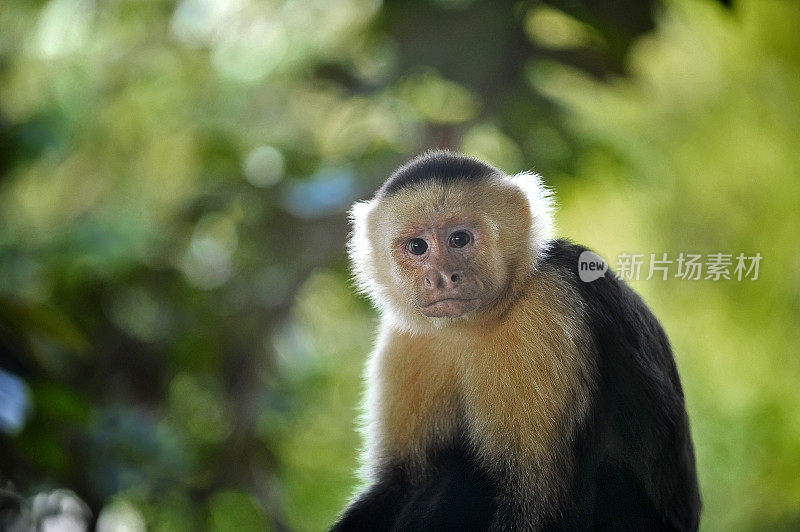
left=348, top=171, right=555, bottom=333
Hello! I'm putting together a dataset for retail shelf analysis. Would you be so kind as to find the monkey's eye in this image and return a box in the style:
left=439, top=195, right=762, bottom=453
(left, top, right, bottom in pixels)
left=407, top=238, right=428, bottom=255
left=449, top=231, right=471, bottom=248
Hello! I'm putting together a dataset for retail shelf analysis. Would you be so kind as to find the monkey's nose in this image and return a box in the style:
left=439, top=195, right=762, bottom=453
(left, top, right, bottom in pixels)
left=424, top=270, right=462, bottom=290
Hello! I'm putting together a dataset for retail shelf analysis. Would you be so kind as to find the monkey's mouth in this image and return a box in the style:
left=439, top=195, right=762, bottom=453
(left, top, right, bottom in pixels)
left=419, top=298, right=480, bottom=318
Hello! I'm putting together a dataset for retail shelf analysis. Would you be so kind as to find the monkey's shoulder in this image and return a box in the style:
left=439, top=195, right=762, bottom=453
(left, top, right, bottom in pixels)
left=541, top=238, right=667, bottom=338
left=544, top=238, right=687, bottom=433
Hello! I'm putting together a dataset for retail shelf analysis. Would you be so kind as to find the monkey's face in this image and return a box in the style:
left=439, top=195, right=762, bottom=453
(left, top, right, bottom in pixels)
left=392, top=218, right=496, bottom=318
left=349, top=170, right=553, bottom=331
left=352, top=179, right=538, bottom=326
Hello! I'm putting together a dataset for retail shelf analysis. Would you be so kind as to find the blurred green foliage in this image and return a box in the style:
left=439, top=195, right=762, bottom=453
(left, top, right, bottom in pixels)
left=0, top=0, right=798, bottom=530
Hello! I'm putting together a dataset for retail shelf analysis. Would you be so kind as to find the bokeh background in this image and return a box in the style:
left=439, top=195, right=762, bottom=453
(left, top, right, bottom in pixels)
left=1, top=0, right=799, bottom=530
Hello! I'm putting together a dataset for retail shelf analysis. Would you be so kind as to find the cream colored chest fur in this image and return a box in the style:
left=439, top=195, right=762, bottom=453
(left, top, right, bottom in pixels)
left=362, top=270, right=595, bottom=478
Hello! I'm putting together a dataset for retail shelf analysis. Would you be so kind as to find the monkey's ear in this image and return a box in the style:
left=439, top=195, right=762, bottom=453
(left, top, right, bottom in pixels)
left=347, top=199, right=379, bottom=297
left=348, top=199, right=374, bottom=231
left=507, top=172, right=556, bottom=246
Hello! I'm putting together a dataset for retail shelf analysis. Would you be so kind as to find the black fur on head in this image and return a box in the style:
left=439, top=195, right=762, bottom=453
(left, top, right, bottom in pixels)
left=377, top=150, right=501, bottom=198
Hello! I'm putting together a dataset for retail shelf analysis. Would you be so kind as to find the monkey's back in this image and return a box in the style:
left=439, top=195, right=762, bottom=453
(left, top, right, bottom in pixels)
left=535, top=239, right=701, bottom=530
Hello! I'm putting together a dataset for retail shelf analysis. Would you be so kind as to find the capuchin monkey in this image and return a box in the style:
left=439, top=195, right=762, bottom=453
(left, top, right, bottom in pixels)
left=331, top=151, right=701, bottom=531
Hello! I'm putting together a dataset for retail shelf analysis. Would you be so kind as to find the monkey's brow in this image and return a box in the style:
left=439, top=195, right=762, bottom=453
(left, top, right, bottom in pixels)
left=390, top=230, right=423, bottom=247
left=396, top=215, right=479, bottom=234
